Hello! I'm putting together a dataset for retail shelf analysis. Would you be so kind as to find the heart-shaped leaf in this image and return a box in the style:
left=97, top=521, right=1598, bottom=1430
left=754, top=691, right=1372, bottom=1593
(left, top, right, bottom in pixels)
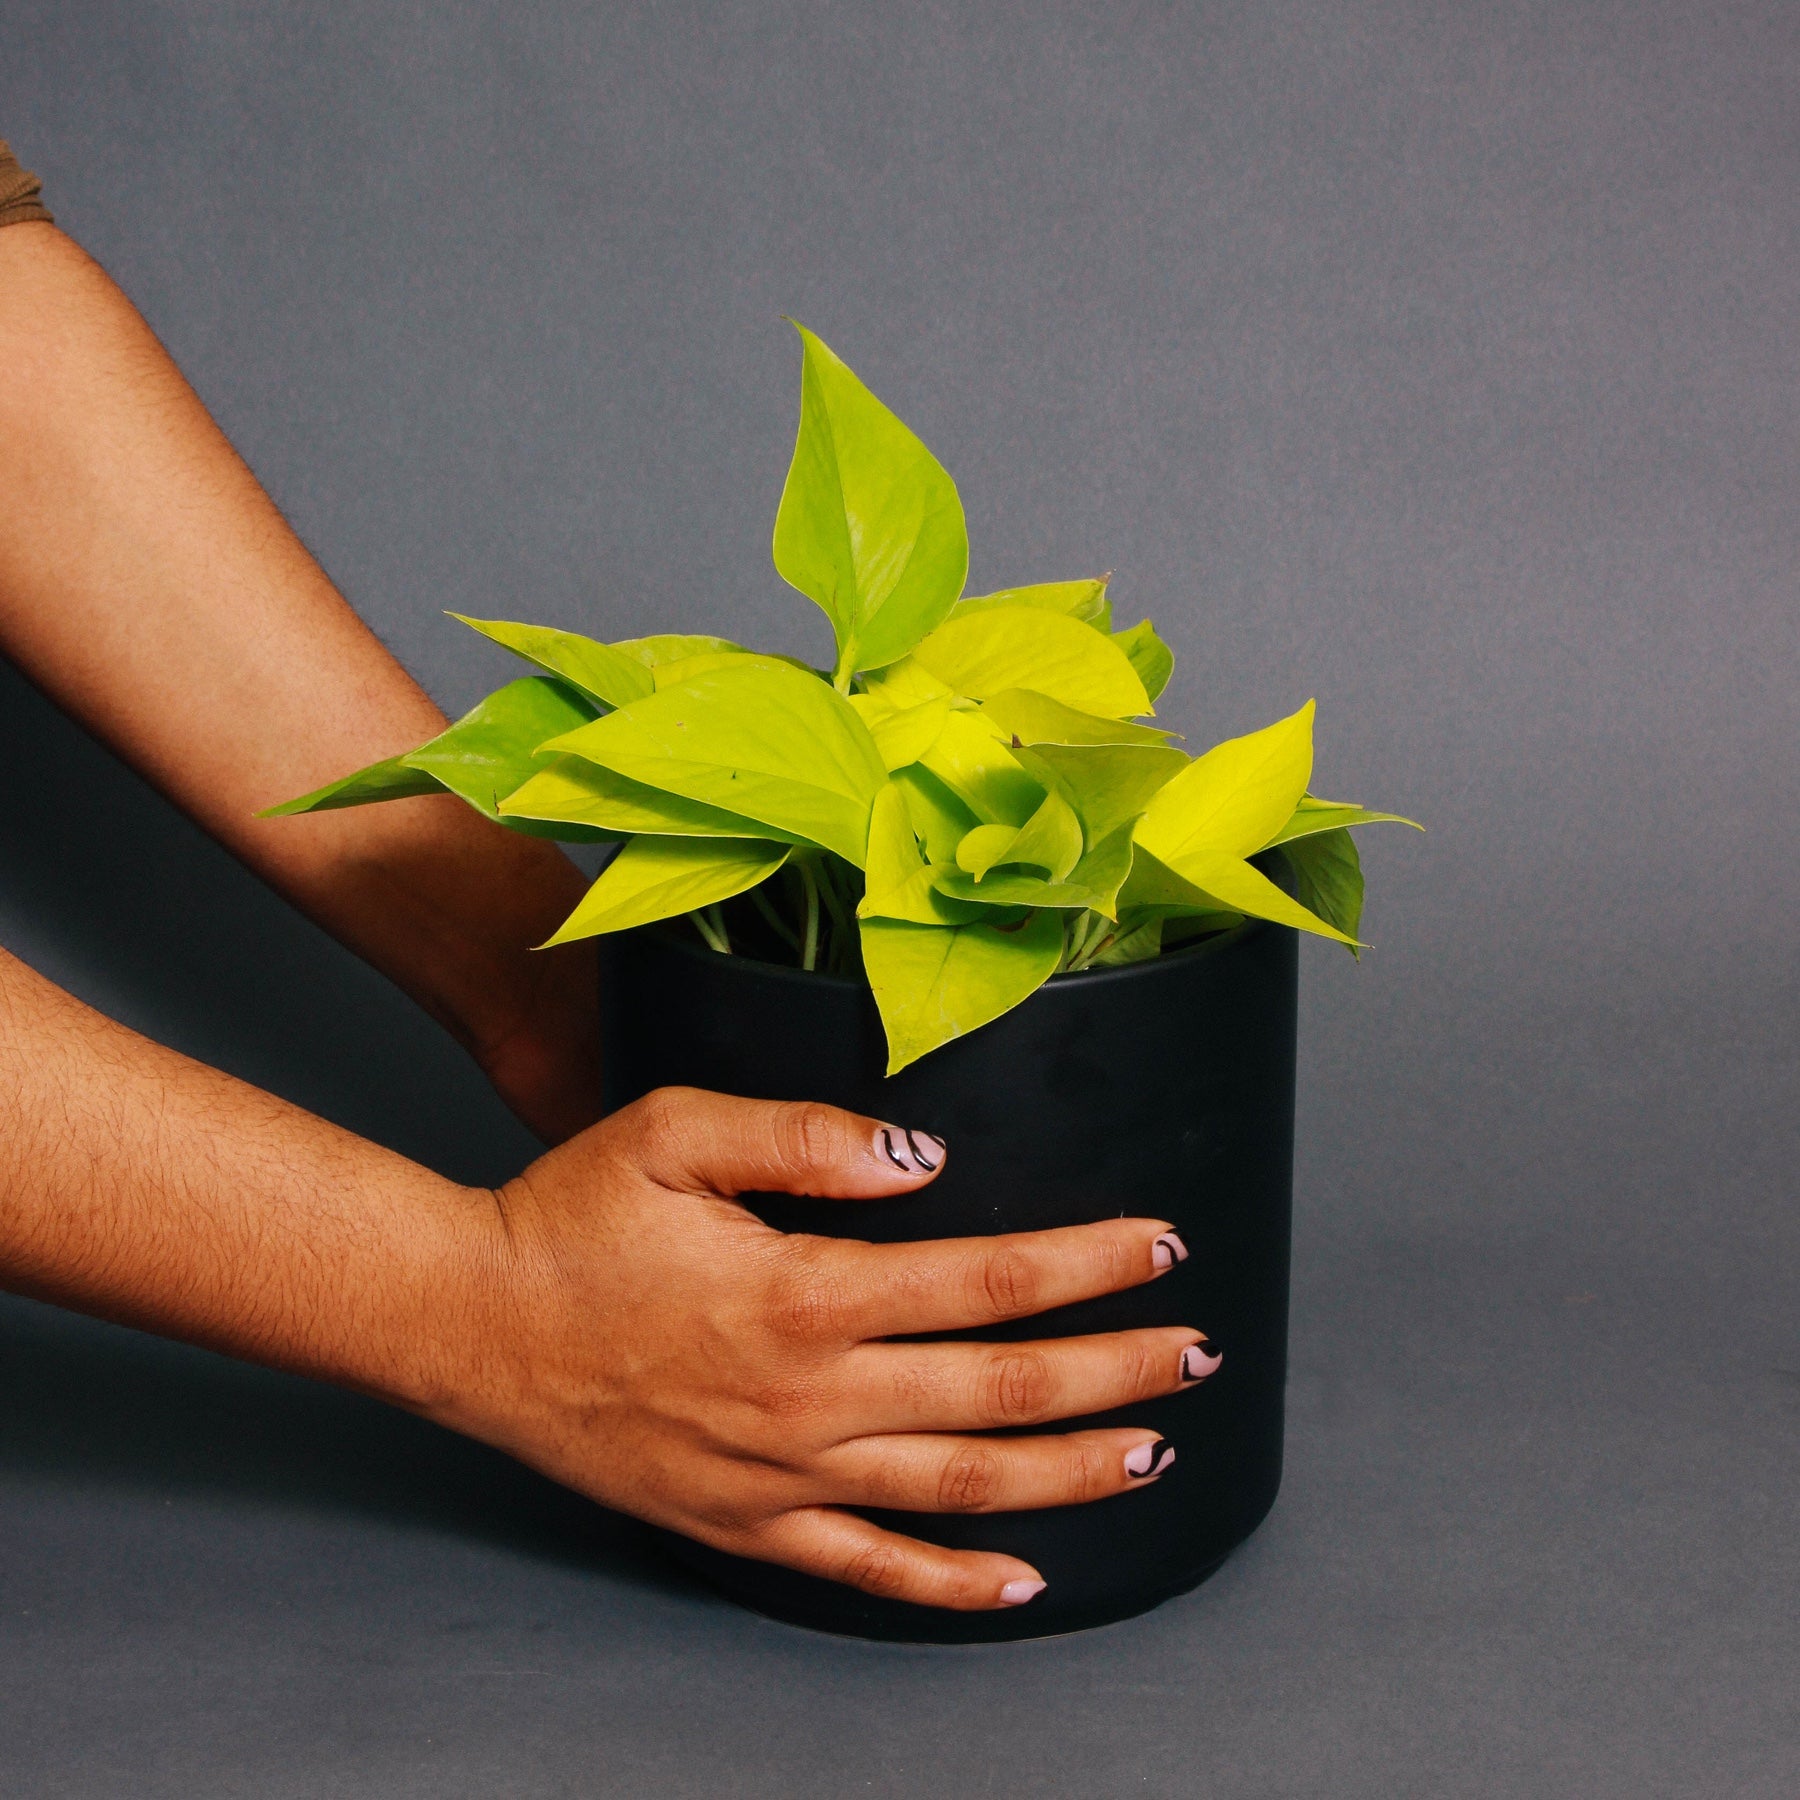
left=543, top=836, right=791, bottom=946
left=451, top=615, right=655, bottom=710
left=540, top=659, right=886, bottom=866
left=860, top=909, right=1064, bottom=1074
left=1111, top=620, right=1174, bottom=701
left=773, top=323, right=969, bottom=686
left=908, top=607, right=1151, bottom=718
left=950, top=577, right=1111, bottom=630
left=500, top=757, right=809, bottom=843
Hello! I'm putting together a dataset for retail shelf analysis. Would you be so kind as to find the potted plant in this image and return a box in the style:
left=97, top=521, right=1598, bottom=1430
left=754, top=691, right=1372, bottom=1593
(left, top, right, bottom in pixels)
left=269, top=325, right=1416, bottom=1642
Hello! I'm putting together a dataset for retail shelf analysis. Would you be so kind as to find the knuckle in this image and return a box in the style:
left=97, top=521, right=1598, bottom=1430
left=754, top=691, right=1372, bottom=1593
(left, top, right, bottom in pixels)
left=1068, top=1439, right=1115, bottom=1500
left=976, top=1246, right=1040, bottom=1319
left=622, top=1086, right=701, bottom=1166
left=773, top=1101, right=848, bottom=1179
left=1121, top=1337, right=1166, bottom=1398
left=841, top=1540, right=910, bottom=1599
left=983, top=1348, right=1053, bottom=1424
left=766, top=1240, right=857, bottom=1343
left=937, top=1446, right=1006, bottom=1513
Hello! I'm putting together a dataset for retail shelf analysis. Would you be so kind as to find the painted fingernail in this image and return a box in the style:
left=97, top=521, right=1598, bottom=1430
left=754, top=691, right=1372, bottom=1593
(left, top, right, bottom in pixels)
left=1124, top=1439, right=1176, bottom=1479
left=999, top=1577, right=1047, bottom=1606
left=876, top=1127, right=946, bottom=1176
left=1180, top=1341, right=1222, bottom=1383
left=1151, top=1231, right=1189, bottom=1271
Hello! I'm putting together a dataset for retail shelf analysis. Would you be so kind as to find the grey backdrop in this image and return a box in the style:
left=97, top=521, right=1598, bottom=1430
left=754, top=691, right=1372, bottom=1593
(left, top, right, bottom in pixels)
left=3, top=3, right=1797, bottom=1795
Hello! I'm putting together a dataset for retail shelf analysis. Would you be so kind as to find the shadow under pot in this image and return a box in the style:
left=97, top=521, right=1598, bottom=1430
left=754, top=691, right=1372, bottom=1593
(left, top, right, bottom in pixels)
left=597, top=916, right=1297, bottom=1644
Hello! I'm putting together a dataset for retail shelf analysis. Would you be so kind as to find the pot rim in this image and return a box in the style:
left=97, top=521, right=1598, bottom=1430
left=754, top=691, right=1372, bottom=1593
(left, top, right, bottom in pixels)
left=631, top=913, right=1277, bottom=994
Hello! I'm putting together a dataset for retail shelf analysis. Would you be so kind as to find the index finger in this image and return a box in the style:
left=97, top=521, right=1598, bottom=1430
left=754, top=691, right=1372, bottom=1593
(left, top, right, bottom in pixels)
left=802, top=1219, right=1189, bottom=1341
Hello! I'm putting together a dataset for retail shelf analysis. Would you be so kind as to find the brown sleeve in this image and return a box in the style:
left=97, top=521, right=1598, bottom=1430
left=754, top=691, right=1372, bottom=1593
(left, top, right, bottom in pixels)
left=0, top=140, right=54, bottom=227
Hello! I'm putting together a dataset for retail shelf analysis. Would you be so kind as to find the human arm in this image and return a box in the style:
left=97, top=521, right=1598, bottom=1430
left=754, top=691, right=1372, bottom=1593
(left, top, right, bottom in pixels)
left=0, top=217, right=599, bottom=1143
left=0, top=941, right=1212, bottom=1609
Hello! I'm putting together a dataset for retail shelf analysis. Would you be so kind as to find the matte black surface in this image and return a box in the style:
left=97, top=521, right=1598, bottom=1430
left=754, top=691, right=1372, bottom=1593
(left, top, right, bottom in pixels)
left=601, top=923, right=1296, bottom=1640
left=2, top=3, right=1798, bottom=1794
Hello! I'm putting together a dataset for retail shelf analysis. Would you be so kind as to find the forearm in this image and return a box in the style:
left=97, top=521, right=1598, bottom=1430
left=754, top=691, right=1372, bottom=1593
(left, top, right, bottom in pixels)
left=0, top=222, right=597, bottom=1135
left=0, top=943, right=492, bottom=1410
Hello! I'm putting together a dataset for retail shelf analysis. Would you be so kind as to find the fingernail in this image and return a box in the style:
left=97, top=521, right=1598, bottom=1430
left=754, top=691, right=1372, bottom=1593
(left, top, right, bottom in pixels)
left=1151, top=1231, right=1189, bottom=1271
left=1124, top=1439, right=1175, bottom=1478
left=876, top=1126, right=945, bottom=1176
left=999, top=1577, right=1047, bottom=1606
left=1180, top=1341, right=1222, bottom=1383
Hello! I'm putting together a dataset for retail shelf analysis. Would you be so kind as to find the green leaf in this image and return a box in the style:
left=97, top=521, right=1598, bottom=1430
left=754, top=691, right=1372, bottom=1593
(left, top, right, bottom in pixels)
left=909, top=607, right=1152, bottom=718
left=891, top=764, right=980, bottom=865
left=499, top=757, right=809, bottom=843
left=1264, top=793, right=1423, bottom=848
left=1090, top=912, right=1164, bottom=967
left=914, top=708, right=1046, bottom=827
left=539, top=658, right=887, bottom=867
left=612, top=633, right=745, bottom=668
left=1112, top=620, right=1174, bottom=701
left=772, top=323, right=969, bottom=685
left=934, top=821, right=1138, bottom=917
left=543, top=836, right=790, bottom=946
left=1135, top=701, right=1316, bottom=869
left=1012, top=742, right=1189, bottom=845
left=848, top=690, right=953, bottom=772
left=400, top=677, right=602, bottom=824
left=259, top=754, right=444, bottom=817
left=859, top=782, right=988, bottom=925
left=861, top=910, right=1065, bottom=1074
left=953, top=786, right=1083, bottom=882
left=1277, top=827, right=1366, bottom=953
left=950, top=578, right=1112, bottom=630
left=450, top=615, right=656, bottom=709
left=980, top=688, right=1176, bottom=749
left=1181, top=854, right=1357, bottom=947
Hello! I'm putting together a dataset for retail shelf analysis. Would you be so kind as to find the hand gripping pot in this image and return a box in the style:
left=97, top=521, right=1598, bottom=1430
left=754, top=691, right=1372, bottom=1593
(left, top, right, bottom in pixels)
left=599, top=915, right=1298, bottom=1643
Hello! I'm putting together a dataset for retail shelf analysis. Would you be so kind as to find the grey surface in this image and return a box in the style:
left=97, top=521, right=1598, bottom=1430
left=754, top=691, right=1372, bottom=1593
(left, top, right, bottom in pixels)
left=2, top=2, right=1797, bottom=1794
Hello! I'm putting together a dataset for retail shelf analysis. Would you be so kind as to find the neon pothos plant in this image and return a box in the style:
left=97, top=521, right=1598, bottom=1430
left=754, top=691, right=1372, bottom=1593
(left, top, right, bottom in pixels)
left=269, top=326, right=1417, bottom=1073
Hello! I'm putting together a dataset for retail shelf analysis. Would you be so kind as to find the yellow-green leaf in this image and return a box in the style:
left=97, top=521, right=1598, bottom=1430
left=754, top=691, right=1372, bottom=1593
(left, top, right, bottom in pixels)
left=1112, top=620, right=1174, bottom=701
left=1013, top=742, right=1190, bottom=845
left=543, top=837, right=790, bottom=946
left=861, top=910, right=1064, bottom=1074
left=935, top=822, right=1138, bottom=918
left=980, top=688, right=1176, bottom=749
left=891, top=764, right=980, bottom=865
left=858, top=782, right=987, bottom=925
left=848, top=690, right=953, bottom=772
left=612, top=633, right=745, bottom=668
left=258, top=754, right=442, bottom=817
left=540, top=659, right=887, bottom=867
left=914, top=708, right=1045, bottom=827
left=1265, top=793, right=1422, bottom=848
left=909, top=607, right=1152, bottom=718
left=450, top=615, right=656, bottom=710
left=950, top=578, right=1111, bottom=630
left=1135, top=701, right=1316, bottom=870
left=499, top=757, right=808, bottom=843
left=952, top=786, right=1083, bottom=882
left=772, top=323, right=969, bottom=685
left=1276, top=827, right=1366, bottom=953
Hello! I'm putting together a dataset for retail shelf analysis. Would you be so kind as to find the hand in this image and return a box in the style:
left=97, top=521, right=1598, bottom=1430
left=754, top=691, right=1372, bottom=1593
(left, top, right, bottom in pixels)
left=443, top=1087, right=1219, bottom=1612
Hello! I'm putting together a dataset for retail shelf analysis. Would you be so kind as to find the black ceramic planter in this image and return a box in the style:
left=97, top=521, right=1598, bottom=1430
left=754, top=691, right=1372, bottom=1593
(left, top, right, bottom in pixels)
left=598, top=916, right=1297, bottom=1643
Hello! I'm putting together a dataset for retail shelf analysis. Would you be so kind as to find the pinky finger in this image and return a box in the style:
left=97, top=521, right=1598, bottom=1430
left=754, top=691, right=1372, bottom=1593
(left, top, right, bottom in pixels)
left=748, top=1506, right=1047, bottom=1612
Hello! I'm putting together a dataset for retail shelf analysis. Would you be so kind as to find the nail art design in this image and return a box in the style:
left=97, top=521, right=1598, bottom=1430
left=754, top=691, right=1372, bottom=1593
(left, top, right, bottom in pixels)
left=877, top=1126, right=946, bottom=1175
left=1124, top=1440, right=1177, bottom=1479
left=999, top=1578, right=1047, bottom=1606
left=1180, top=1341, right=1222, bottom=1383
left=1151, top=1231, right=1189, bottom=1271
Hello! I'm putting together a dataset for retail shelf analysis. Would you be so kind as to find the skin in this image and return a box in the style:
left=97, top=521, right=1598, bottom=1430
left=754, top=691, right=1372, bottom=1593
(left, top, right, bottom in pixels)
left=0, top=218, right=1219, bottom=1609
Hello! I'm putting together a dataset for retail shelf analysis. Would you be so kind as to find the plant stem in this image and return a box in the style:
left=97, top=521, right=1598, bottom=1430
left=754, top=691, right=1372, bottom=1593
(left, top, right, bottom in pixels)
left=750, top=883, right=801, bottom=952
left=798, top=859, right=821, bottom=971
left=691, top=906, right=731, bottom=955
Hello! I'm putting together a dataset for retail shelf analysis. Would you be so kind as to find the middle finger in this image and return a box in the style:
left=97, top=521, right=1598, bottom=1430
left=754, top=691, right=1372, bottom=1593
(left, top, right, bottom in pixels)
left=837, top=1328, right=1220, bottom=1435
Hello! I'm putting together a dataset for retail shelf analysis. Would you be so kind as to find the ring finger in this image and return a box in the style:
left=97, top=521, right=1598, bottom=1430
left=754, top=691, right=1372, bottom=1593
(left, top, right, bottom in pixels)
left=843, top=1328, right=1220, bottom=1435
left=818, top=1427, right=1179, bottom=1515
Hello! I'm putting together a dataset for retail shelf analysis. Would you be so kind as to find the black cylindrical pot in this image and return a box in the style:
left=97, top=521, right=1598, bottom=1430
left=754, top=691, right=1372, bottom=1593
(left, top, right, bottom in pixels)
left=598, top=918, right=1297, bottom=1643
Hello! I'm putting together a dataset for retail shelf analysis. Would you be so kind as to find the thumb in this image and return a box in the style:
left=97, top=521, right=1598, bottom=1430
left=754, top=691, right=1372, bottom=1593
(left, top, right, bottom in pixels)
left=618, top=1087, right=947, bottom=1200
